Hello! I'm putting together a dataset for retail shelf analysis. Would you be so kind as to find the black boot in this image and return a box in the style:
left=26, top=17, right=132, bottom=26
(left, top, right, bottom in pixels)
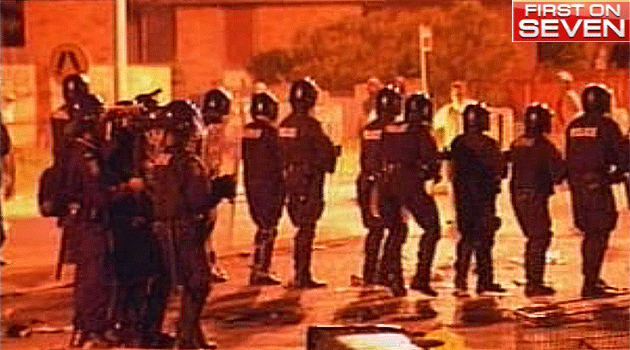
left=363, top=227, right=384, bottom=286
left=477, top=283, right=507, bottom=295
left=385, top=272, right=407, bottom=297
left=410, top=274, right=438, bottom=297
left=250, top=229, right=281, bottom=286
left=250, top=271, right=282, bottom=286
left=293, top=226, right=326, bottom=289
left=525, top=284, right=555, bottom=297
left=582, top=285, right=617, bottom=299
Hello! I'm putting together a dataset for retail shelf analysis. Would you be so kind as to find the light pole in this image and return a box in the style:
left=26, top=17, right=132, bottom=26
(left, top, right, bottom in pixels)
left=113, top=0, right=128, bottom=101
left=418, top=25, right=432, bottom=92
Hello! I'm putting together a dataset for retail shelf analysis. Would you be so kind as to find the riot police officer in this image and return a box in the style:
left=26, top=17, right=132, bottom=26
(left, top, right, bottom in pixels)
left=279, top=78, right=338, bottom=288
left=243, top=91, right=284, bottom=286
left=200, top=88, right=233, bottom=283
left=380, top=91, right=442, bottom=297
left=451, top=102, right=507, bottom=297
left=52, top=74, right=90, bottom=163
left=566, top=85, right=625, bottom=298
left=50, top=75, right=91, bottom=284
left=508, top=103, right=566, bottom=297
left=143, top=100, right=235, bottom=349
left=109, top=181, right=157, bottom=347
left=405, top=93, right=442, bottom=296
left=62, top=94, right=118, bottom=347
left=357, top=87, right=394, bottom=287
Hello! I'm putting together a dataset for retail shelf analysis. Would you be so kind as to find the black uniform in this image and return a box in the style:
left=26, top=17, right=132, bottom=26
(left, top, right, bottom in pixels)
left=144, top=149, right=215, bottom=348
left=143, top=100, right=232, bottom=349
left=52, top=75, right=91, bottom=278
left=243, top=117, right=284, bottom=284
left=109, top=188, right=158, bottom=345
left=566, top=113, right=624, bottom=297
left=357, top=119, right=387, bottom=286
left=63, top=135, right=116, bottom=342
left=509, top=134, right=565, bottom=292
left=51, top=106, right=72, bottom=163
left=0, top=123, right=11, bottom=247
left=451, top=104, right=506, bottom=294
left=381, top=121, right=441, bottom=295
left=279, top=109, right=337, bottom=287
left=201, top=88, right=233, bottom=284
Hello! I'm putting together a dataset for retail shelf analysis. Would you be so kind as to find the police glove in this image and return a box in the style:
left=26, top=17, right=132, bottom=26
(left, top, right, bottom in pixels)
left=212, top=174, right=237, bottom=201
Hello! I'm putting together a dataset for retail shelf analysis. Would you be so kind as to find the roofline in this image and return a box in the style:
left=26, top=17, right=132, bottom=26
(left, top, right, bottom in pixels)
left=130, top=0, right=451, bottom=8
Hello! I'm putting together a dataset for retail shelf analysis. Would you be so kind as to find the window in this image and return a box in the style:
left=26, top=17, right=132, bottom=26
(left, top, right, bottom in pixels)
left=1, top=0, right=25, bottom=47
left=609, top=43, right=629, bottom=69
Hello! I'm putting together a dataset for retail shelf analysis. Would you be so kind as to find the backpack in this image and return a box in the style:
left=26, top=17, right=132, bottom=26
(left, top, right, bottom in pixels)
left=38, top=164, right=66, bottom=217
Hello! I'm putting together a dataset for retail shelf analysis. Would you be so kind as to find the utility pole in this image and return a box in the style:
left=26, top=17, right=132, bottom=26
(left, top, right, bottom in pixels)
left=113, top=0, right=128, bottom=101
left=419, top=25, right=432, bottom=92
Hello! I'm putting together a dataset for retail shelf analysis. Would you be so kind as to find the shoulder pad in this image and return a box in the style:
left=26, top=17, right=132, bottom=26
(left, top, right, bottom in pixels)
left=52, top=108, right=70, bottom=120
left=279, top=127, right=298, bottom=138
left=362, top=129, right=382, bottom=140
left=244, top=128, right=263, bottom=139
left=569, top=126, right=598, bottom=138
left=385, top=123, right=408, bottom=134
left=512, top=136, right=534, bottom=148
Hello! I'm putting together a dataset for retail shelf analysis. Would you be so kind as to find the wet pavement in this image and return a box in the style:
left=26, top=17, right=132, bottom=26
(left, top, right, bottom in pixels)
left=1, top=179, right=629, bottom=349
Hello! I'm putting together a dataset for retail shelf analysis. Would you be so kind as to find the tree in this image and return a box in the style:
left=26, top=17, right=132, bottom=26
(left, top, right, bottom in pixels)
left=247, top=50, right=296, bottom=85
left=248, top=2, right=525, bottom=104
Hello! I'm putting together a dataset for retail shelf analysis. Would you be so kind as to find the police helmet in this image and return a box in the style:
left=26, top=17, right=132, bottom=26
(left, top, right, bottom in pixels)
left=405, top=92, right=433, bottom=126
left=289, top=78, right=319, bottom=112
left=581, top=84, right=612, bottom=116
left=251, top=92, right=279, bottom=121
left=524, top=103, right=552, bottom=136
left=162, top=100, right=200, bottom=141
left=375, top=86, right=402, bottom=122
left=202, top=88, right=232, bottom=125
left=68, top=94, right=103, bottom=136
left=463, top=102, right=490, bottom=133
left=62, top=74, right=90, bottom=103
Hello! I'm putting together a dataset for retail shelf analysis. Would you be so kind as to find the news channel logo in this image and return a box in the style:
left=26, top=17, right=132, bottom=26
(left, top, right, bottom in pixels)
left=512, top=1, right=629, bottom=42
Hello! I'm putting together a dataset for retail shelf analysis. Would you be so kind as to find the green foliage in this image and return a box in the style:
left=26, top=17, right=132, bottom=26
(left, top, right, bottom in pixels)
left=248, top=3, right=525, bottom=102
left=537, top=43, right=589, bottom=69
left=247, top=50, right=296, bottom=85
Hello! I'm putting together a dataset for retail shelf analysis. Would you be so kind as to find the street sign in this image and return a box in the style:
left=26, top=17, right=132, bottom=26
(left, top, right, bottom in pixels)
left=419, top=25, right=433, bottom=92
left=420, top=25, right=433, bottom=52
left=49, top=43, right=89, bottom=83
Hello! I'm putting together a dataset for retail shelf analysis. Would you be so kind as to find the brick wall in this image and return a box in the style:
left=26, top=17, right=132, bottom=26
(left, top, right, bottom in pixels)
left=1, top=0, right=114, bottom=147
left=174, top=7, right=226, bottom=98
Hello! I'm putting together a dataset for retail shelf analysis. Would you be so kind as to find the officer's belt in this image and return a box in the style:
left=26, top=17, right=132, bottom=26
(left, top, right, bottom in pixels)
left=76, top=207, right=108, bottom=223
left=285, top=163, right=311, bottom=172
left=384, top=162, right=428, bottom=178
left=384, top=162, right=418, bottom=172
left=153, top=213, right=207, bottom=222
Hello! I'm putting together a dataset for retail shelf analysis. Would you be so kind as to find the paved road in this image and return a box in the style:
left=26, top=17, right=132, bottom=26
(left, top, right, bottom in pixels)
left=1, top=180, right=629, bottom=349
